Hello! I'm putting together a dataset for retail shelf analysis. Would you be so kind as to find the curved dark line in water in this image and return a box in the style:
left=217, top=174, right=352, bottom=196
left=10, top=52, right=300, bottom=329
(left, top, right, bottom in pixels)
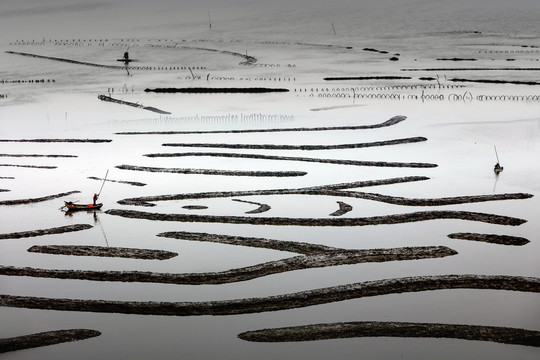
left=115, top=115, right=407, bottom=135
left=0, top=164, right=57, bottom=169
left=0, top=154, right=77, bottom=158
left=157, top=231, right=342, bottom=255
left=0, top=246, right=456, bottom=285
left=329, top=201, right=353, bottom=216
left=232, top=199, right=271, bottom=214
left=0, top=275, right=537, bottom=316
left=145, top=87, right=289, bottom=93
left=27, top=245, right=178, bottom=260
left=237, top=321, right=540, bottom=347
left=144, top=152, right=437, bottom=168
left=115, top=165, right=306, bottom=177
left=0, top=329, right=101, bottom=353
left=0, top=191, right=80, bottom=206
left=105, top=209, right=526, bottom=227
left=0, top=139, right=111, bottom=143
left=448, top=233, right=530, bottom=246
left=0, top=224, right=92, bottom=240
left=161, top=137, right=427, bottom=150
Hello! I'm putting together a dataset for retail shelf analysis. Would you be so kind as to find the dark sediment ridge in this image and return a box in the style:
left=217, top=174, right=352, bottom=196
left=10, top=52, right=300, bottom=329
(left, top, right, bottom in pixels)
left=0, top=191, right=80, bottom=205
left=323, top=76, right=411, bottom=81
left=116, top=115, right=407, bottom=135
left=449, top=78, right=540, bottom=85
left=0, top=154, right=77, bottom=158
left=0, top=189, right=9, bottom=192
left=87, top=176, right=146, bottom=187
left=0, top=164, right=56, bottom=169
left=402, top=67, right=540, bottom=71
left=98, top=94, right=171, bottom=115
left=237, top=321, right=540, bottom=347
left=114, top=181, right=530, bottom=209
left=437, top=58, right=478, bottom=61
left=0, top=139, right=111, bottom=143
left=143, top=152, right=438, bottom=168
left=1, top=275, right=537, bottom=316
left=158, top=231, right=348, bottom=255
left=0, top=329, right=101, bottom=353
left=115, top=164, right=307, bottom=177
left=183, top=205, right=208, bottom=210
left=112, top=177, right=425, bottom=206
left=6, top=50, right=132, bottom=69
left=0, top=224, right=92, bottom=240
left=330, top=201, right=353, bottom=216
left=144, top=87, right=289, bottom=93
left=105, top=209, right=526, bottom=227
left=448, top=233, right=530, bottom=246
left=161, top=136, right=427, bottom=150
left=232, top=199, right=271, bottom=214
left=0, top=246, right=456, bottom=285
left=27, top=245, right=178, bottom=260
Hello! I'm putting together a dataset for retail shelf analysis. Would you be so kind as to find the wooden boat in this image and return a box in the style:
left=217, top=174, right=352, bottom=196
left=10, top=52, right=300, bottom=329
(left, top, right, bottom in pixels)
left=494, top=166, right=503, bottom=174
left=64, top=201, right=103, bottom=211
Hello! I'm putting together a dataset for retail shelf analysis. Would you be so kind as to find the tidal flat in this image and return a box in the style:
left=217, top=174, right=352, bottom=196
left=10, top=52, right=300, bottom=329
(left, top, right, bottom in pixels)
left=1, top=1, right=539, bottom=359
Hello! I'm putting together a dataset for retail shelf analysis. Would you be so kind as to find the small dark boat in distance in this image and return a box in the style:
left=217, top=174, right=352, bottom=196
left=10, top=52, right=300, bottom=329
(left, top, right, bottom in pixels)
left=64, top=201, right=103, bottom=211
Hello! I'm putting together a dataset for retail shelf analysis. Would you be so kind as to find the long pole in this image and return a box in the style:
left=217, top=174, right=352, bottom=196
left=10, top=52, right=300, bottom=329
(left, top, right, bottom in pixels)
left=494, top=145, right=500, bottom=163
left=98, top=170, right=109, bottom=196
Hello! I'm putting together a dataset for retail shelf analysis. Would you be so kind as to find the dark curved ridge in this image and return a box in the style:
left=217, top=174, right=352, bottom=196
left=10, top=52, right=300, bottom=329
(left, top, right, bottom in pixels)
left=112, top=177, right=425, bottom=206
left=237, top=321, right=540, bottom=347
left=449, top=78, right=540, bottom=85
left=0, top=329, right=101, bottom=353
left=116, top=115, right=407, bottom=135
left=161, top=136, right=427, bottom=150
left=1, top=275, right=538, bottom=316
left=0, top=139, right=111, bottom=143
left=0, top=224, right=92, bottom=240
left=105, top=209, right=526, bottom=227
left=87, top=176, right=146, bottom=187
left=27, top=245, right=178, bottom=260
left=330, top=201, right=353, bottom=216
left=232, top=199, right=271, bottom=214
left=157, top=231, right=342, bottom=255
left=324, top=76, right=411, bottom=81
left=448, top=233, right=530, bottom=246
left=6, top=50, right=130, bottom=69
left=115, top=164, right=306, bottom=177
left=143, top=152, right=437, bottom=168
left=402, top=67, right=540, bottom=71
left=0, top=164, right=56, bottom=169
left=0, top=246, right=456, bottom=285
left=144, top=87, right=289, bottom=93
left=0, top=191, right=80, bottom=206
left=114, top=179, right=532, bottom=208
left=0, top=154, right=77, bottom=158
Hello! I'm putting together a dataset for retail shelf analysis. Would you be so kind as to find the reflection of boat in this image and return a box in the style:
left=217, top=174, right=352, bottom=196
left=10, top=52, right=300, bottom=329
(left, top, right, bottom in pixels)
left=64, top=201, right=103, bottom=211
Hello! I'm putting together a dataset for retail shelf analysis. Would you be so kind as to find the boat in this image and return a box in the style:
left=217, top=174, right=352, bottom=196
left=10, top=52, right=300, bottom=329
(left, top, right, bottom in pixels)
left=493, top=146, right=503, bottom=174
left=64, top=201, right=103, bottom=211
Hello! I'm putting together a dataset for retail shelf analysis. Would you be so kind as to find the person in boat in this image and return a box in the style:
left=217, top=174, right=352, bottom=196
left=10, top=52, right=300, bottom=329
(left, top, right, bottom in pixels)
left=123, top=51, right=129, bottom=62
left=494, top=162, right=501, bottom=171
left=93, top=193, right=99, bottom=206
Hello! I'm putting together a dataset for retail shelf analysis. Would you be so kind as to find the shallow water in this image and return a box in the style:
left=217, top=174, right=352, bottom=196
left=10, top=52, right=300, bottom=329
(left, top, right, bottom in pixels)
left=1, top=1, right=539, bottom=359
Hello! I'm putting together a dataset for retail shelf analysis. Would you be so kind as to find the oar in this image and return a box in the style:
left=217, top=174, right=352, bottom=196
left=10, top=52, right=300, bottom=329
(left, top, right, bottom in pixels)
left=97, top=170, right=109, bottom=196
left=494, top=145, right=501, bottom=164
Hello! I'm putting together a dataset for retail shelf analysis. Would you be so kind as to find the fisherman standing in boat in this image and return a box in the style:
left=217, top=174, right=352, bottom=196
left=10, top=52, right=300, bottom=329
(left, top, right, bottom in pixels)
left=93, top=193, right=99, bottom=206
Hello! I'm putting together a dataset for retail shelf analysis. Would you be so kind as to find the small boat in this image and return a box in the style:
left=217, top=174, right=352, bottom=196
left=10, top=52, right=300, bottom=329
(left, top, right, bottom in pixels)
left=64, top=201, right=103, bottom=211
left=493, top=146, right=503, bottom=174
